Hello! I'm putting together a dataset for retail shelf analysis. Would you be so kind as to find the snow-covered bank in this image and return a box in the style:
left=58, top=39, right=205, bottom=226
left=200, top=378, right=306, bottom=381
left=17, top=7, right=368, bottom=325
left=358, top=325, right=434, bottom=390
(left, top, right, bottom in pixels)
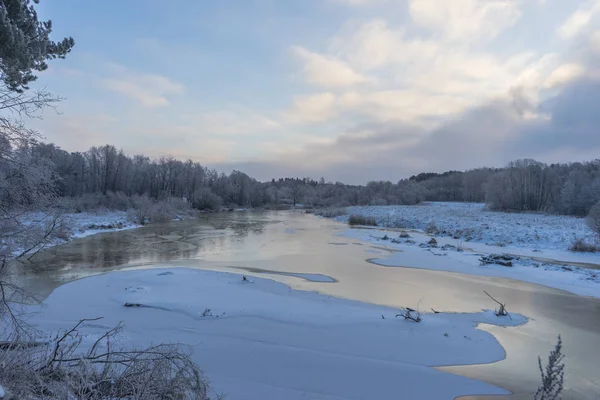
left=7, top=211, right=141, bottom=258
left=337, top=202, right=597, bottom=252
left=29, top=268, right=527, bottom=400
left=342, top=228, right=600, bottom=298
left=64, top=211, right=140, bottom=239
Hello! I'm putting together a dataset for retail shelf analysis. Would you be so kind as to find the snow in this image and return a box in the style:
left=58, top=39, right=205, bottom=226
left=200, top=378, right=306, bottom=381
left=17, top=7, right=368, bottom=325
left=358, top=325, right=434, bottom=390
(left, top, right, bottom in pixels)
left=327, top=202, right=600, bottom=297
left=11, top=211, right=141, bottom=256
left=64, top=211, right=140, bottom=239
left=29, top=268, right=528, bottom=400
left=338, top=202, right=597, bottom=251
left=0, top=385, right=5, bottom=398
left=342, top=228, right=600, bottom=298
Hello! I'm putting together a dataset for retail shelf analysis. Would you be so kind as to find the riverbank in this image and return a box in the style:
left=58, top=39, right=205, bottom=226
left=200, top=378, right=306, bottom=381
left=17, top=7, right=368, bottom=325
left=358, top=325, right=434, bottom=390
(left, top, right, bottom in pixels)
left=28, top=267, right=527, bottom=400
left=13, top=211, right=600, bottom=398
left=336, top=202, right=597, bottom=252
left=323, top=203, right=600, bottom=298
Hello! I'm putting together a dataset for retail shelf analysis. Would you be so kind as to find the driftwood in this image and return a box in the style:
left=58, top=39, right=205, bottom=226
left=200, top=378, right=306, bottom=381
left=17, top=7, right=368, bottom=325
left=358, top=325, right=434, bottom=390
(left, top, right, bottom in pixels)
left=396, top=308, right=422, bottom=323
left=484, top=290, right=511, bottom=319
left=480, top=254, right=516, bottom=267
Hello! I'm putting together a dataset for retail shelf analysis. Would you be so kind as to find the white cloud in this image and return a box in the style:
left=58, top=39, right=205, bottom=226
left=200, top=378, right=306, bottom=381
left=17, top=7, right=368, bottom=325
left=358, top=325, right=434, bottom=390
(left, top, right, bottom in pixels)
left=544, top=63, right=585, bottom=87
left=330, top=20, right=439, bottom=70
left=557, top=0, right=600, bottom=39
left=189, top=110, right=282, bottom=136
left=408, top=0, right=522, bottom=40
left=291, top=46, right=373, bottom=88
left=102, top=64, right=184, bottom=107
left=332, top=0, right=383, bottom=4
left=591, top=30, right=600, bottom=51
left=323, top=19, right=549, bottom=124
left=287, top=92, right=338, bottom=123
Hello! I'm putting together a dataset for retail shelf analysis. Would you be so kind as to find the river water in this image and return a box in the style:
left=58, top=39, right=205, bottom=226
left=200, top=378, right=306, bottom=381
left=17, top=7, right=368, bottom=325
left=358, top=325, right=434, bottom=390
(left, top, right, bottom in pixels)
left=15, top=211, right=600, bottom=399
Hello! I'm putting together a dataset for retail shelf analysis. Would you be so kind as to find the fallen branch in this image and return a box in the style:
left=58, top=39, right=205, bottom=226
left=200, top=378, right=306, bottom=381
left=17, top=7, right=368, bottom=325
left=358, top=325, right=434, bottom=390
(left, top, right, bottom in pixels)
left=39, top=317, right=104, bottom=371
left=484, top=290, right=511, bottom=319
left=396, top=308, right=422, bottom=323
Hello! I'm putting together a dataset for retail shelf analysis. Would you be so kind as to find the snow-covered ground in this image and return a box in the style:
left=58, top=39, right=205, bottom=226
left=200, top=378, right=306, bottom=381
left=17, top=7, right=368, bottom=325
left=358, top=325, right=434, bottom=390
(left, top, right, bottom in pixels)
left=9, top=211, right=140, bottom=257
left=338, top=202, right=597, bottom=251
left=326, top=202, right=600, bottom=298
left=341, top=228, right=600, bottom=298
left=29, top=268, right=527, bottom=400
left=63, top=211, right=139, bottom=239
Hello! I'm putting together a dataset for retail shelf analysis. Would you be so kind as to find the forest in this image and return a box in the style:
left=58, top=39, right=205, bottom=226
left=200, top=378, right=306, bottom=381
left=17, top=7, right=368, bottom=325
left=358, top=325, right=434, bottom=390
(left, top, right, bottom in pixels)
left=5, top=141, right=600, bottom=218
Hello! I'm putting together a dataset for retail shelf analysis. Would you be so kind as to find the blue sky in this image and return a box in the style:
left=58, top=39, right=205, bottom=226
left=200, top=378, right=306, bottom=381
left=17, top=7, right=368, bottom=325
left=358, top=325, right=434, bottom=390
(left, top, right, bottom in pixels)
left=30, top=0, right=600, bottom=183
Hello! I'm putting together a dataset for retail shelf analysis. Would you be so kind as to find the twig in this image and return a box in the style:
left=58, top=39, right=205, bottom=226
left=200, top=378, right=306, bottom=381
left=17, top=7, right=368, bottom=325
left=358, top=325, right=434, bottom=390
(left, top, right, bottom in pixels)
left=39, top=316, right=104, bottom=371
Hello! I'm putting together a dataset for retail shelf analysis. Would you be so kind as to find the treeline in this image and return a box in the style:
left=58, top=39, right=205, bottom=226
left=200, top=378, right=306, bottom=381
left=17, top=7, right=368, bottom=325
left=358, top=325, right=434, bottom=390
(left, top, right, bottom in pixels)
left=9, top=143, right=600, bottom=217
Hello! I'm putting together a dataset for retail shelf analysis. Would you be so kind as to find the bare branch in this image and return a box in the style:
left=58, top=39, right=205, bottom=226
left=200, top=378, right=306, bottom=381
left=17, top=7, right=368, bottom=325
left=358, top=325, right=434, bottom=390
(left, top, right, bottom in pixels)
left=483, top=290, right=511, bottom=318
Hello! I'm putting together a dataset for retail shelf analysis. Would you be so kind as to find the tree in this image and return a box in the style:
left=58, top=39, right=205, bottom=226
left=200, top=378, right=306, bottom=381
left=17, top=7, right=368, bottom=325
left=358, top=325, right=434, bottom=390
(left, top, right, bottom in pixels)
left=1, top=0, right=74, bottom=275
left=289, top=180, right=305, bottom=206
left=587, top=201, right=600, bottom=237
left=1, top=0, right=74, bottom=92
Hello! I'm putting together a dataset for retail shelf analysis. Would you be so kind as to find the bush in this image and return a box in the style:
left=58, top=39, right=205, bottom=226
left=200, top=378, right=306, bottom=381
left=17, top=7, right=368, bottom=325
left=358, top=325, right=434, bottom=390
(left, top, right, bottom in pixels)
left=192, top=188, right=223, bottom=211
left=61, top=192, right=134, bottom=213
left=128, top=195, right=154, bottom=225
left=314, top=208, right=347, bottom=218
left=348, top=215, right=377, bottom=226
left=127, top=196, right=189, bottom=225
left=0, top=321, right=214, bottom=400
left=587, top=201, right=600, bottom=237
left=569, top=238, right=598, bottom=253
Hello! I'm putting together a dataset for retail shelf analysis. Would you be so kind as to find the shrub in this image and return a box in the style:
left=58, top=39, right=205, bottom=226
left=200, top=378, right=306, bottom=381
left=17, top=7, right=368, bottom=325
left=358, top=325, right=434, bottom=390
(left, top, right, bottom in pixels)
left=192, top=188, right=223, bottom=211
left=587, top=201, right=600, bottom=237
left=315, top=208, right=347, bottom=218
left=127, top=195, right=154, bottom=225
left=105, top=191, right=131, bottom=210
left=0, top=321, right=214, bottom=400
left=534, top=336, right=564, bottom=400
left=425, top=222, right=440, bottom=235
left=370, top=198, right=387, bottom=206
left=569, top=238, right=598, bottom=253
left=348, top=215, right=377, bottom=226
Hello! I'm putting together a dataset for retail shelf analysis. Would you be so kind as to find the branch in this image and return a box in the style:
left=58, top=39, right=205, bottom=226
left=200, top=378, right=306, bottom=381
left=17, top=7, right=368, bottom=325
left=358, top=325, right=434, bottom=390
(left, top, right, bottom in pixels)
left=39, top=317, right=104, bottom=371
left=483, top=290, right=511, bottom=319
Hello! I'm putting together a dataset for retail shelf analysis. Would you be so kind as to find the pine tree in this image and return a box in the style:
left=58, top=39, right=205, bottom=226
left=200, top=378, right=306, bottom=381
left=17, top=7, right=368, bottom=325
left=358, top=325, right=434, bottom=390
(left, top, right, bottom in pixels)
left=0, top=0, right=74, bottom=93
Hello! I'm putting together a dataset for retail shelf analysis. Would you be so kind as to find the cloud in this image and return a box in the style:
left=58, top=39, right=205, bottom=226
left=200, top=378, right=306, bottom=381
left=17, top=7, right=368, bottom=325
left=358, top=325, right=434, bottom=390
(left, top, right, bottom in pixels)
left=287, top=92, right=338, bottom=123
left=330, top=19, right=440, bottom=70
left=186, top=109, right=282, bottom=136
left=408, top=0, right=522, bottom=40
left=291, top=46, right=373, bottom=87
left=544, top=63, right=586, bottom=87
left=222, top=73, right=600, bottom=183
left=557, top=0, right=600, bottom=39
left=102, top=64, right=184, bottom=107
left=292, top=17, right=554, bottom=126
left=332, top=0, right=384, bottom=5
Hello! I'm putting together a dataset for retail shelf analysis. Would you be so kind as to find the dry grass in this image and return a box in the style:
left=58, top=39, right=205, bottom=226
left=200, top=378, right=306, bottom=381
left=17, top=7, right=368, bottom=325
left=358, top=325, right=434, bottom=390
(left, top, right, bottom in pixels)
left=0, top=318, right=218, bottom=400
left=314, top=208, right=347, bottom=218
left=569, top=238, right=598, bottom=253
left=348, top=215, right=377, bottom=226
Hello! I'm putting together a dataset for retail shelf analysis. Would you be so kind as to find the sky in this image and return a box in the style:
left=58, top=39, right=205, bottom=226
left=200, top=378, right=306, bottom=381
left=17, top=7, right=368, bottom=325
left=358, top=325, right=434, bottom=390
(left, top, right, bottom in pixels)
left=30, top=0, right=600, bottom=184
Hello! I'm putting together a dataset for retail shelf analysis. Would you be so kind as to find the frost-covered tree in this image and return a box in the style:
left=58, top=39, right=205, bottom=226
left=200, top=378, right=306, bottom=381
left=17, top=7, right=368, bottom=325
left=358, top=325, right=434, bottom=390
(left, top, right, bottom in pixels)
left=587, top=201, right=600, bottom=237
left=1, top=0, right=74, bottom=264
